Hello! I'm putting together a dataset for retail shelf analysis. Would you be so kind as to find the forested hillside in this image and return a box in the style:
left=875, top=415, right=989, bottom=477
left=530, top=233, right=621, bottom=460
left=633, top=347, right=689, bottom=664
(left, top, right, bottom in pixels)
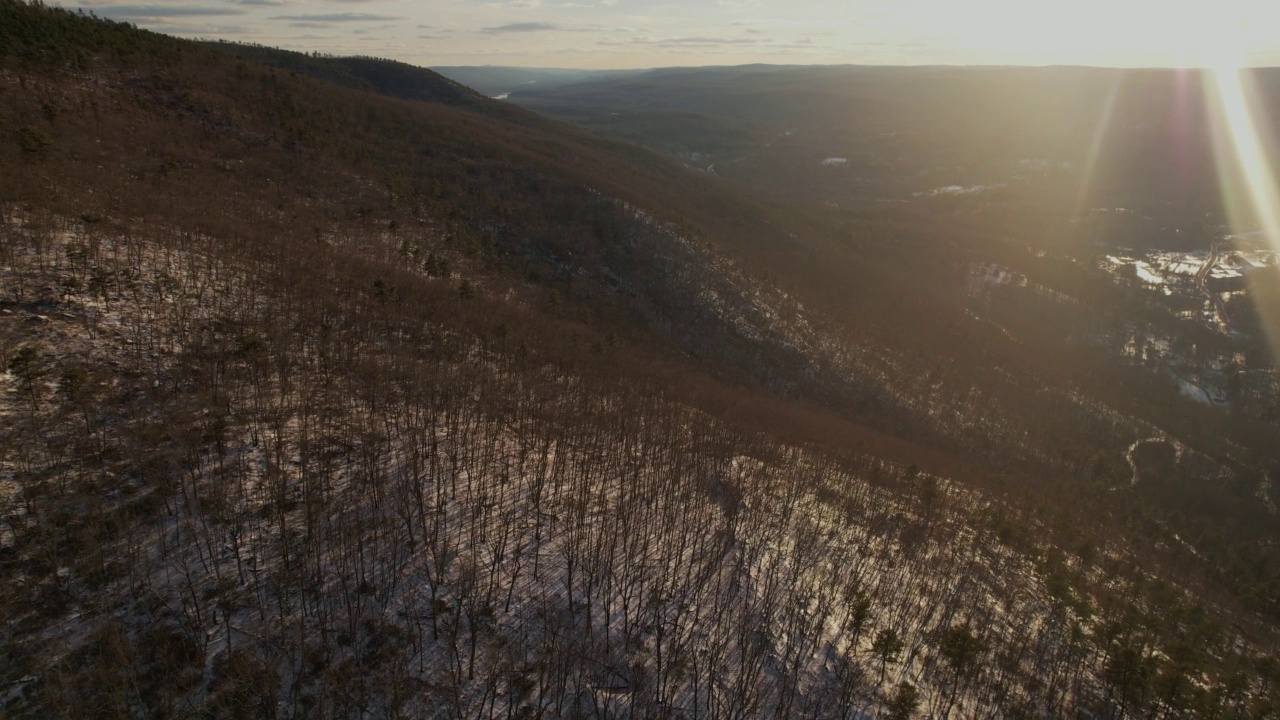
left=2, top=2, right=1279, bottom=718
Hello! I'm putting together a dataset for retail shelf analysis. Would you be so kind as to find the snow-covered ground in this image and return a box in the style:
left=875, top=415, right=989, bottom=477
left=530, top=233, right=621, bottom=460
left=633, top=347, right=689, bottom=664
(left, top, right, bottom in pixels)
left=2, top=207, right=1271, bottom=719
left=913, top=184, right=1004, bottom=197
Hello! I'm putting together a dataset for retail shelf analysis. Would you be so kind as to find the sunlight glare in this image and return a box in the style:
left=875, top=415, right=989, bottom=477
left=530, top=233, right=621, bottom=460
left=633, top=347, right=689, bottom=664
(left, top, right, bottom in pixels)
left=1206, top=63, right=1280, bottom=354
left=868, top=0, right=1251, bottom=66
left=1208, top=67, right=1280, bottom=248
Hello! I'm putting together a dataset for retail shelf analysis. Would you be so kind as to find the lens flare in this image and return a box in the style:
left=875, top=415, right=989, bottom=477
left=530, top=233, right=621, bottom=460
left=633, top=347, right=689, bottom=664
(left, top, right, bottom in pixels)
left=1208, top=69, right=1280, bottom=244
left=1076, top=74, right=1124, bottom=216
left=1204, top=65, right=1280, bottom=356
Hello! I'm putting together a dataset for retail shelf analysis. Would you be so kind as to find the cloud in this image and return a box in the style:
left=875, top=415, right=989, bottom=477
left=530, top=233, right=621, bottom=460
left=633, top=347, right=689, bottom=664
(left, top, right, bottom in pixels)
left=234, top=0, right=287, bottom=6
left=775, top=38, right=818, bottom=49
left=147, top=22, right=257, bottom=34
left=482, top=21, right=558, bottom=33
left=270, top=12, right=402, bottom=21
left=79, top=4, right=246, bottom=18
left=627, top=36, right=762, bottom=47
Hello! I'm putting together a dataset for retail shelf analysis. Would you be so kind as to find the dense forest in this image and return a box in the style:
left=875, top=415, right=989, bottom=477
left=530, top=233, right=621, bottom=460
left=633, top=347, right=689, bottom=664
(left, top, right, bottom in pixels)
left=2, top=2, right=1279, bottom=717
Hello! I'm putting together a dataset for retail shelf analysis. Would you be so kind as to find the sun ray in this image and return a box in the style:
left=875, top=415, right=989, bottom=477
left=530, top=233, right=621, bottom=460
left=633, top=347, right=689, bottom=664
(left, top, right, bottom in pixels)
left=1205, top=65, right=1280, bottom=356
left=1075, top=73, right=1124, bottom=218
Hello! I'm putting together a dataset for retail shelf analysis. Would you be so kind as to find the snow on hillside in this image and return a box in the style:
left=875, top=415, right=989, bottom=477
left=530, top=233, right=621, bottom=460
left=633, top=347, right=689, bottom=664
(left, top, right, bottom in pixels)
left=0, top=207, right=1202, bottom=718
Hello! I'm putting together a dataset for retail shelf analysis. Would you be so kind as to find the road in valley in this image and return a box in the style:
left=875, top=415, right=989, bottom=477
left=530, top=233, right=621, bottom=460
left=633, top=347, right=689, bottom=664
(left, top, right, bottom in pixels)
left=1195, top=241, right=1234, bottom=330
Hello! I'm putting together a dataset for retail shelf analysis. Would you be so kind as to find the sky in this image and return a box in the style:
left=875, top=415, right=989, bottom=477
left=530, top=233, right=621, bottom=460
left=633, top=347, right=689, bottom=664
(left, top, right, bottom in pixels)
left=62, top=0, right=1280, bottom=69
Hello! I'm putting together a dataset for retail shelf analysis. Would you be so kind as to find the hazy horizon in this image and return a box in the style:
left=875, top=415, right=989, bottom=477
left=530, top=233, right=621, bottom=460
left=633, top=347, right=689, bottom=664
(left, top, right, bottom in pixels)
left=60, top=0, right=1280, bottom=70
